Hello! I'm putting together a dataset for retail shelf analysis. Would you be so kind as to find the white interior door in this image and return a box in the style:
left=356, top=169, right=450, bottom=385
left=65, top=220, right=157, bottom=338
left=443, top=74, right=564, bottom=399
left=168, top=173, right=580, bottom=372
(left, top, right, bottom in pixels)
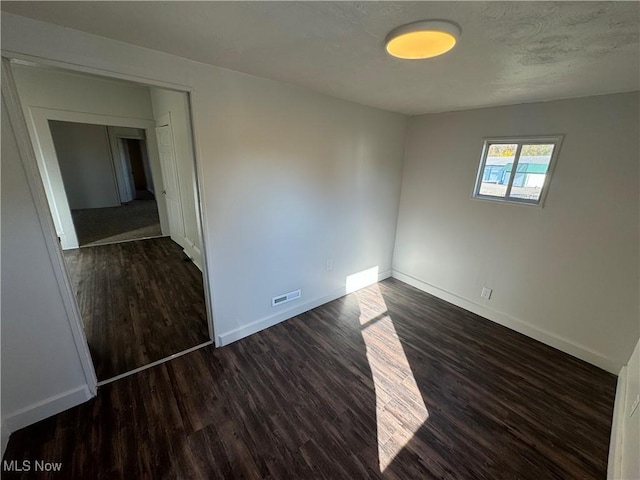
left=155, top=120, right=186, bottom=246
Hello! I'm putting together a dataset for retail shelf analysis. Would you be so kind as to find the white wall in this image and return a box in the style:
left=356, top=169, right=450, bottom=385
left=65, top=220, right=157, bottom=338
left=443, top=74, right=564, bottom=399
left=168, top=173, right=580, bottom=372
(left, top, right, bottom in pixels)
left=609, top=337, right=640, bottom=479
left=1, top=11, right=408, bottom=426
left=49, top=120, right=120, bottom=209
left=393, top=92, right=640, bottom=373
left=11, top=64, right=168, bottom=248
left=1, top=94, right=93, bottom=442
left=200, top=74, right=407, bottom=344
left=12, top=64, right=155, bottom=118
left=150, top=88, right=201, bottom=266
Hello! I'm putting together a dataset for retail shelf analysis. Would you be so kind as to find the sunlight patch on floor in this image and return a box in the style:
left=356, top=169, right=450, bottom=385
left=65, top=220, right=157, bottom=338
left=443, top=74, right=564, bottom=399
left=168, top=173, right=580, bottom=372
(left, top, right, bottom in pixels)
left=355, top=284, right=429, bottom=472
left=346, top=266, right=379, bottom=294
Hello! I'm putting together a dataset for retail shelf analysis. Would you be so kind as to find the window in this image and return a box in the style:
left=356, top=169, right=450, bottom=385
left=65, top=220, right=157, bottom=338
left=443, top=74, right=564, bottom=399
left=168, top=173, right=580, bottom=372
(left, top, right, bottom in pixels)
left=473, top=136, right=563, bottom=206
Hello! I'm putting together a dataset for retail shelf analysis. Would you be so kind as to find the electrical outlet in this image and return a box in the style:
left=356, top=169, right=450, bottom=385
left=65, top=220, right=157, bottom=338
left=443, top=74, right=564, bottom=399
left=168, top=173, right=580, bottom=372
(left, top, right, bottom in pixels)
left=326, top=259, right=334, bottom=271
left=481, top=287, right=492, bottom=300
left=630, top=394, right=640, bottom=418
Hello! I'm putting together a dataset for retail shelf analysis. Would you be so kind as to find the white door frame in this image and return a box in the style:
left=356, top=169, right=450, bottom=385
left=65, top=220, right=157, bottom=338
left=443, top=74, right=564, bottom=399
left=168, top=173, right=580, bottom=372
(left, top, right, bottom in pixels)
left=1, top=58, right=98, bottom=393
left=107, top=127, right=153, bottom=204
left=24, top=107, right=167, bottom=249
left=2, top=54, right=217, bottom=382
left=118, top=137, right=137, bottom=203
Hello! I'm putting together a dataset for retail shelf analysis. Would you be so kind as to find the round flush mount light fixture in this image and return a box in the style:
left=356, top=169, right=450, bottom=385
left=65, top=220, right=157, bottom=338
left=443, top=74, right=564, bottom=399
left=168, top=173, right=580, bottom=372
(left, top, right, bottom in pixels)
left=385, top=20, right=461, bottom=60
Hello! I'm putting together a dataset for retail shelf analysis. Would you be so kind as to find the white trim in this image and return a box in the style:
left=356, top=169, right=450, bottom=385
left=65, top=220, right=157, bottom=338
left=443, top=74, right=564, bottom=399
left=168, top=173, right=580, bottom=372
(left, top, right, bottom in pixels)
left=186, top=90, right=217, bottom=344
left=26, top=108, right=80, bottom=248
left=97, top=341, right=213, bottom=386
left=1, top=58, right=98, bottom=393
left=1, top=421, right=10, bottom=458
left=156, top=111, right=170, bottom=128
left=391, top=269, right=620, bottom=373
left=29, top=106, right=155, bottom=128
left=2, top=386, right=93, bottom=434
left=608, top=365, right=628, bottom=479
left=109, top=130, right=146, bottom=141
left=107, top=129, right=134, bottom=203
left=218, top=270, right=392, bottom=346
left=3, top=50, right=194, bottom=93
left=502, top=143, right=524, bottom=199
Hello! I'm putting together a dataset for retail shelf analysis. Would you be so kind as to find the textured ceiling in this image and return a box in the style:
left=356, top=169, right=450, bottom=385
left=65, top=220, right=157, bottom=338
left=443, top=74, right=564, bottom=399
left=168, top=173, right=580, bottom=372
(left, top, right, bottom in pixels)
left=2, top=1, right=639, bottom=114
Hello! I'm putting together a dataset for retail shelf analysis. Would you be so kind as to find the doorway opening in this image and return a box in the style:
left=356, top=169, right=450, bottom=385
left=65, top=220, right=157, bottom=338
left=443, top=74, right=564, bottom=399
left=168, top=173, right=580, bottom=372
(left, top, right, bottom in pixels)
left=48, top=120, right=164, bottom=248
left=8, top=59, right=214, bottom=384
left=123, top=138, right=153, bottom=199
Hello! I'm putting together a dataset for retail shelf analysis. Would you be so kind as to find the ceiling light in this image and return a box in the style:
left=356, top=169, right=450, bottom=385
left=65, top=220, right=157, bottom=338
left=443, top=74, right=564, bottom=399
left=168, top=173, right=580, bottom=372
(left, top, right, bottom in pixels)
left=385, top=20, right=461, bottom=60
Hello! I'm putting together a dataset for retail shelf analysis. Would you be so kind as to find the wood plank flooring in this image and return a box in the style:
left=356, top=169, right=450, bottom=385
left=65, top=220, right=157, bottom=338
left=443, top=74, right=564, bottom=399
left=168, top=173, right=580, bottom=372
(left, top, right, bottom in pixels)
left=3, top=278, right=616, bottom=479
left=62, top=237, right=210, bottom=380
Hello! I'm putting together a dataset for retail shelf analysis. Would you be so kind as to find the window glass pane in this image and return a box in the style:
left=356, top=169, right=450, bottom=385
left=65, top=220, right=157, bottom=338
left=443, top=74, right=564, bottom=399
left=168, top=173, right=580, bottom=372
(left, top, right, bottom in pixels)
left=478, top=143, right=517, bottom=198
left=508, top=144, right=554, bottom=202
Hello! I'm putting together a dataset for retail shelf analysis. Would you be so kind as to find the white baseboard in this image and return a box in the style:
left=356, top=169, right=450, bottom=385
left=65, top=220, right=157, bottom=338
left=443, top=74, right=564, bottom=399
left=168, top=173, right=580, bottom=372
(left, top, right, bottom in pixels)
left=2, top=385, right=93, bottom=436
left=391, top=270, right=619, bottom=374
left=217, top=269, right=391, bottom=346
left=608, top=365, right=627, bottom=479
left=1, top=421, right=10, bottom=458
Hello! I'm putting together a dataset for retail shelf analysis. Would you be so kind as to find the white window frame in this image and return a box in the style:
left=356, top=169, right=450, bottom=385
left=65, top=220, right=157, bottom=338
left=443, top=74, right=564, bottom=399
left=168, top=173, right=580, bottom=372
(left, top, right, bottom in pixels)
left=472, top=135, right=564, bottom=207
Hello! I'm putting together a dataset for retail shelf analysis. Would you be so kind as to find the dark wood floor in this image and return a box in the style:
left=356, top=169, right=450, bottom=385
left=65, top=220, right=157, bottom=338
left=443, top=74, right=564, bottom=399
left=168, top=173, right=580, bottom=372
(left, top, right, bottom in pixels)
left=63, top=237, right=210, bottom=380
left=3, top=278, right=616, bottom=479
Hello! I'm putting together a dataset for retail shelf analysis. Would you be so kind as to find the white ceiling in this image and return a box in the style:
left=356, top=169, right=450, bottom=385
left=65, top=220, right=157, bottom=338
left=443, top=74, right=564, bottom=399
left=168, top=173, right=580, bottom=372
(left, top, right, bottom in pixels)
left=2, top=1, right=639, bottom=115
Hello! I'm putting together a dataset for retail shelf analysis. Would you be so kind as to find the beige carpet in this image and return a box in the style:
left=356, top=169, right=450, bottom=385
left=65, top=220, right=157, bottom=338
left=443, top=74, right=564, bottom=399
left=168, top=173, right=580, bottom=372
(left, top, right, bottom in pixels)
left=71, top=198, right=163, bottom=247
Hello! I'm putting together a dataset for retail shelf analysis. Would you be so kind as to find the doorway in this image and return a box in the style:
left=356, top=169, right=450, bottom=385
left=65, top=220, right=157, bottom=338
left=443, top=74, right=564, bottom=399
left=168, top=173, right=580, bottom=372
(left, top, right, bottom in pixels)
left=124, top=138, right=152, bottom=198
left=8, top=59, right=214, bottom=383
left=48, top=120, right=163, bottom=248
